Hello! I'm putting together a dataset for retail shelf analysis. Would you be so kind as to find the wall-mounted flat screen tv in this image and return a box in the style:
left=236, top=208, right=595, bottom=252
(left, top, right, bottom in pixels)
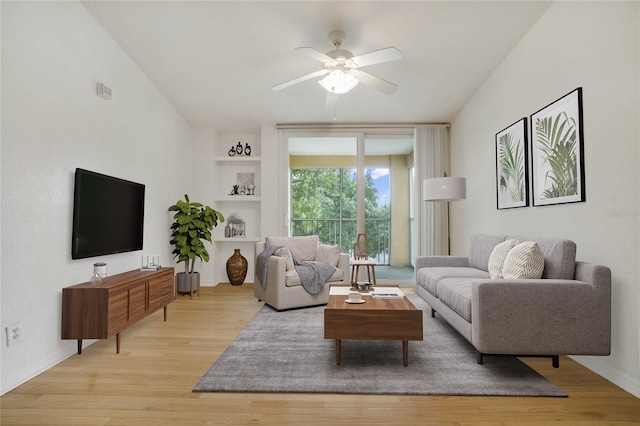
left=72, top=168, right=145, bottom=259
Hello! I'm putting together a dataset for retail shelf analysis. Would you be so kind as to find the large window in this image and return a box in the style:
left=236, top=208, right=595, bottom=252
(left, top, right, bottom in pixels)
left=291, top=168, right=390, bottom=262
left=287, top=133, right=413, bottom=268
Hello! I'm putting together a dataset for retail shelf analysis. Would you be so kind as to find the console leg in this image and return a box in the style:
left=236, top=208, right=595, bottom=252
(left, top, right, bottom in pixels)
left=335, top=339, right=341, bottom=365
left=116, top=333, right=121, bottom=354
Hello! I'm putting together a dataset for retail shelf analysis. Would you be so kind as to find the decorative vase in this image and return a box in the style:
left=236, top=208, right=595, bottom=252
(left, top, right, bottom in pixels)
left=224, top=223, right=231, bottom=238
left=244, top=143, right=252, bottom=156
left=235, top=141, right=243, bottom=155
left=226, top=249, right=248, bottom=286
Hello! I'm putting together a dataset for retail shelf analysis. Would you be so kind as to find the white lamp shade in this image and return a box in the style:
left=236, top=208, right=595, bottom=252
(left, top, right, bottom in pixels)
left=423, top=177, right=466, bottom=201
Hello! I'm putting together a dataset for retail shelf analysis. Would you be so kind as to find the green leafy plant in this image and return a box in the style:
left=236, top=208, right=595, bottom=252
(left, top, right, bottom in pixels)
left=498, top=130, right=525, bottom=202
left=168, top=194, right=224, bottom=274
left=535, top=112, right=578, bottom=199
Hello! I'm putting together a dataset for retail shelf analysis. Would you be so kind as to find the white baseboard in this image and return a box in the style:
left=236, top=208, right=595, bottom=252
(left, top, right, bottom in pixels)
left=570, top=355, right=640, bottom=398
left=1, top=340, right=95, bottom=396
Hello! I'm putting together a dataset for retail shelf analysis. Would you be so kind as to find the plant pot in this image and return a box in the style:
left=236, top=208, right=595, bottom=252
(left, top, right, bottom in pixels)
left=176, top=272, right=200, bottom=294
left=226, top=249, right=248, bottom=286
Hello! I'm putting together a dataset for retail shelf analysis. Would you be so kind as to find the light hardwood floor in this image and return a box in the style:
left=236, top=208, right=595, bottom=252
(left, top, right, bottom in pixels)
left=2, top=284, right=639, bottom=425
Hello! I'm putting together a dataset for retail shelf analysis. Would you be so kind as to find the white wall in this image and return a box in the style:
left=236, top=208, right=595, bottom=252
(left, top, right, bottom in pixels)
left=450, top=2, right=640, bottom=396
left=1, top=2, right=193, bottom=394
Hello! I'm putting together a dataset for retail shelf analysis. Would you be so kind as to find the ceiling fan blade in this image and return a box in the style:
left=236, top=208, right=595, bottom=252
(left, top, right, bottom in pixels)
left=272, top=69, right=329, bottom=91
left=295, top=47, right=334, bottom=63
left=354, top=70, right=398, bottom=94
left=350, top=47, right=402, bottom=68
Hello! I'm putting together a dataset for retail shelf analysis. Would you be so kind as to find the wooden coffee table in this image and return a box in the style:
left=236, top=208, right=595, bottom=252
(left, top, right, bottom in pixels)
left=324, top=287, right=423, bottom=367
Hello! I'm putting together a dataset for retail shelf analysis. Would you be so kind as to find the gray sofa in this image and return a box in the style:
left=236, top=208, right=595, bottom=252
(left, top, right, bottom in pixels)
left=415, top=234, right=611, bottom=367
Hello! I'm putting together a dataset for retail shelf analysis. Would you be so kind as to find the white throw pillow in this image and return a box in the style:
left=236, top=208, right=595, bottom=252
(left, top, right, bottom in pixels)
left=274, top=247, right=295, bottom=271
left=502, top=241, right=545, bottom=279
left=316, top=244, right=341, bottom=267
left=488, top=239, right=519, bottom=279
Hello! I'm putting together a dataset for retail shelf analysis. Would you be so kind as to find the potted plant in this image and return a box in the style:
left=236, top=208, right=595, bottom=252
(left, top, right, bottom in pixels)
left=168, top=194, right=224, bottom=296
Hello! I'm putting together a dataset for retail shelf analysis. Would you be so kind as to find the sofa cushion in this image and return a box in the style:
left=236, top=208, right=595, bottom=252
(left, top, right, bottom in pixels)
left=509, top=236, right=576, bottom=280
left=284, top=263, right=344, bottom=287
left=316, top=244, right=341, bottom=267
left=266, top=235, right=319, bottom=261
left=488, top=238, right=519, bottom=279
left=416, top=267, right=489, bottom=297
left=274, top=247, right=295, bottom=271
left=503, top=241, right=545, bottom=279
left=437, top=278, right=473, bottom=322
left=468, top=234, right=508, bottom=271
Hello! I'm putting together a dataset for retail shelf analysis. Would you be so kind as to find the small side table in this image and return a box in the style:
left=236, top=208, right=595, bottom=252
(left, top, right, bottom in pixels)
left=350, top=258, right=378, bottom=286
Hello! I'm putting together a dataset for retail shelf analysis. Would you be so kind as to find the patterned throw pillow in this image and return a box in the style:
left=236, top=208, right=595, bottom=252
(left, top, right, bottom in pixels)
left=502, top=241, right=545, bottom=279
left=488, top=238, right=519, bottom=279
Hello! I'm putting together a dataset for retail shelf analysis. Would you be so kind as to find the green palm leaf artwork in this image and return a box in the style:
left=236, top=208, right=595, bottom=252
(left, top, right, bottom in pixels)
left=535, top=111, right=578, bottom=199
left=498, top=130, right=525, bottom=202
left=496, top=118, right=527, bottom=209
left=531, top=88, right=584, bottom=206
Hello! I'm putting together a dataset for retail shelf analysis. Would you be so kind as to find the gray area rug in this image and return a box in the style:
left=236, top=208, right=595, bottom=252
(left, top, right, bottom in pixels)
left=193, top=294, right=567, bottom=396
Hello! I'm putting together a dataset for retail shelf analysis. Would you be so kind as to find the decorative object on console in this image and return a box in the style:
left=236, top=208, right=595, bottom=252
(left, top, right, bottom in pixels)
left=226, top=213, right=245, bottom=238
left=531, top=87, right=585, bottom=206
left=228, top=146, right=236, bottom=157
left=226, top=249, right=248, bottom=286
left=423, top=173, right=467, bottom=255
left=495, top=118, right=528, bottom=209
left=168, top=194, right=224, bottom=298
left=235, top=141, right=243, bottom=155
left=140, top=255, right=160, bottom=271
left=244, top=143, right=251, bottom=156
left=93, top=262, right=107, bottom=278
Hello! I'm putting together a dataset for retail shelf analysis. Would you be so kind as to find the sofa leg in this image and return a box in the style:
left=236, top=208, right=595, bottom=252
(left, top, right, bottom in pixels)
left=477, top=351, right=483, bottom=365
left=431, top=308, right=436, bottom=318
left=552, top=355, right=559, bottom=368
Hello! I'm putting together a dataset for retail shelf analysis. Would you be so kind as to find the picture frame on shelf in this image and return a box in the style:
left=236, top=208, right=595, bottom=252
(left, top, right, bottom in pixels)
left=495, top=117, right=529, bottom=209
left=530, top=88, right=585, bottom=206
left=236, top=172, right=255, bottom=196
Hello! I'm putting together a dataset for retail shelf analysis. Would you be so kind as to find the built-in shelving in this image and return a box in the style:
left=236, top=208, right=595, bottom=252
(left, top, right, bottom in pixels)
left=213, top=135, right=262, bottom=284
left=214, top=156, right=261, bottom=163
left=214, top=196, right=261, bottom=202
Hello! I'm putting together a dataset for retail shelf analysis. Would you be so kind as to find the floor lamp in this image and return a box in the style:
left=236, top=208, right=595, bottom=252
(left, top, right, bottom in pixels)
left=423, top=174, right=466, bottom=255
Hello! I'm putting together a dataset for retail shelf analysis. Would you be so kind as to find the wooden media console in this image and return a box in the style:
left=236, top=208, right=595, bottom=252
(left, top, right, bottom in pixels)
left=61, top=267, right=175, bottom=354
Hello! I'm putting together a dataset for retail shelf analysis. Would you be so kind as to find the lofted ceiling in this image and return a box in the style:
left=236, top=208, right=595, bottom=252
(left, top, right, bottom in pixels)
left=82, top=1, right=551, bottom=134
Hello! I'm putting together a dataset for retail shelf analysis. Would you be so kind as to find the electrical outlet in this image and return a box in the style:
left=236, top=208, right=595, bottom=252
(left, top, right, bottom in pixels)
left=5, top=322, right=22, bottom=346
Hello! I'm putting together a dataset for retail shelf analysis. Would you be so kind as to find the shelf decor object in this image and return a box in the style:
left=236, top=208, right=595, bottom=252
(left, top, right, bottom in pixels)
left=495, top=117, right=529, bottom=209
left=226, top=249, right=248, bottom=286
left=530, top=87, right=585, bottom=206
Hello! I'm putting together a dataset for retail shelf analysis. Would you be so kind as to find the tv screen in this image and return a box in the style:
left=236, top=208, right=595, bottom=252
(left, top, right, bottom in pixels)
left=72, top=168, right=145, bottom=259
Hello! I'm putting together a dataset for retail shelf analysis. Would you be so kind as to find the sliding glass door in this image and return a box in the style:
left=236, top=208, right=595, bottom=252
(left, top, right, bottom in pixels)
left=288, top=132, right=413, bottom=269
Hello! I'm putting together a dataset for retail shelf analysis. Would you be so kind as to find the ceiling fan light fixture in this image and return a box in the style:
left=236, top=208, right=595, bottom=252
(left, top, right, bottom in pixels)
left=318, top=69, right=359, bottom=94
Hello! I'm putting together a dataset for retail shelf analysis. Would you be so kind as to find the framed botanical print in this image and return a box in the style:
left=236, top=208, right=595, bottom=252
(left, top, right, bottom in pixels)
left=495, top=118, right=528, bottom=209
left=530, top=88, right=585, bottom=206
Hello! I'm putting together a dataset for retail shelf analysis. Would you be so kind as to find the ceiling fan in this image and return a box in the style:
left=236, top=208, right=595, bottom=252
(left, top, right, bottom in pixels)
left=273, top=31, right=402, bottom=95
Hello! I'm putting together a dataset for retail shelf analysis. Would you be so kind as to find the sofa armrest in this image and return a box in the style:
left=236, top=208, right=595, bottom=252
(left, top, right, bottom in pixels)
left=471, top=275, right=611, bottom=356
